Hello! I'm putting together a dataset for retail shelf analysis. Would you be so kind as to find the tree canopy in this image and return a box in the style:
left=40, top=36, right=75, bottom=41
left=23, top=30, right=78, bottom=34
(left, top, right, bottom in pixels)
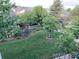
left=50, top=0, right=63, bottom=17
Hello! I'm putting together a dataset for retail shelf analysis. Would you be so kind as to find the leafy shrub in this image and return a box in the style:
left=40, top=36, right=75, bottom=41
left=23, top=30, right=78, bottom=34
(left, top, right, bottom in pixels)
left=42, top=16, right=60, bottom=32
left=60, top=29, right=76, bottom=53
left=0, top=15, right=20, bottom=39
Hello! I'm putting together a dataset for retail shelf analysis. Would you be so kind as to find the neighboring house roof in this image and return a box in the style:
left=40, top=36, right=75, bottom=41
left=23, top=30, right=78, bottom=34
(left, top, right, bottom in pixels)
left=14, top=6, right=32, bottom=14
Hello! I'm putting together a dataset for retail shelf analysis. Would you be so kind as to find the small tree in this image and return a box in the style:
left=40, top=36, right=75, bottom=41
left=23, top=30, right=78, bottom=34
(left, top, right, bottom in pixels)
left=28, top=6, right=48, bottom=26
left=50, top=0, right=63, bottom=17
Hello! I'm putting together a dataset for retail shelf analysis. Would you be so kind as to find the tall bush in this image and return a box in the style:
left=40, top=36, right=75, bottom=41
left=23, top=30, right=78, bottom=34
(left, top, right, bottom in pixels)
left=0, top=0, right=20, bottom=40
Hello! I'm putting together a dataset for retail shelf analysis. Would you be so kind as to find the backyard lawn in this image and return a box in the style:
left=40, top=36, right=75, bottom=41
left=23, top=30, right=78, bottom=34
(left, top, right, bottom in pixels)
left=0, top=31, right=58, bottom=59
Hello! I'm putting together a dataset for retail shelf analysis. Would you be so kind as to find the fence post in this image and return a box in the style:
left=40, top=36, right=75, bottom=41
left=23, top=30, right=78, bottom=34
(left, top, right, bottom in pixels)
left=0, top=53, right=2, bottom=59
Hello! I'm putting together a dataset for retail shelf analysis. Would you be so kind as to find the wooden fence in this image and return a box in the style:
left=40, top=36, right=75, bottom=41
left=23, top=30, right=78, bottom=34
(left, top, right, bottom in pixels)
left=54, top=54, right=75, bottom=59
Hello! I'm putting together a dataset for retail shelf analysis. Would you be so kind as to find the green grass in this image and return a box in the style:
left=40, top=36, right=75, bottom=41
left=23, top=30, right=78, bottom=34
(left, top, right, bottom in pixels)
left=0, top=31, right=58, bottom=59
